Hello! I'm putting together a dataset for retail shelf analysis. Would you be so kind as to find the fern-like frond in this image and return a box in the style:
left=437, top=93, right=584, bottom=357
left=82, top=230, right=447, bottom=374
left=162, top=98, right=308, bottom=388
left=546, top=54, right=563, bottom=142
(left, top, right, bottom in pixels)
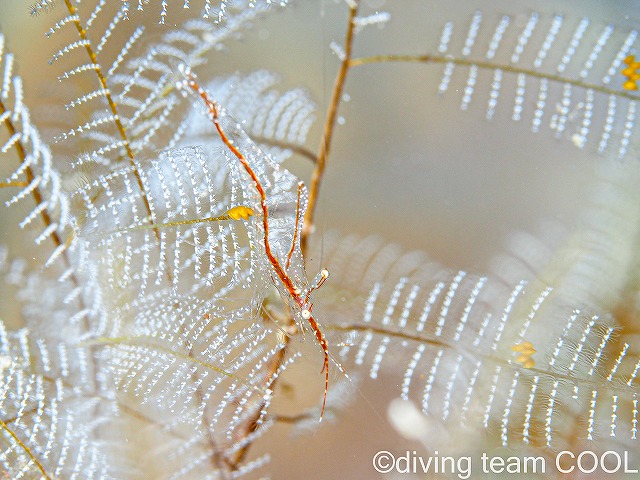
left=321, top=232, right=640, bottom=451
left=103, top=0, right=288, bottom=24
left=0, top=247, right=117, bottom=478
left=73, top=83, right=316, bottom=317
left=0, top=324, right=121, bottom=479
left=1, top=33, right=74, bottom=268
left=43, top=0, right=289, bottom=171
left=430, top=11, right=640, bottom=160
left=171, top=70, right=316, bottom=163
left=93, top=317, right=287, bottom=478
left=71, top=143, right=274, bottom=334
left=0, top=245, right=288, bottom=479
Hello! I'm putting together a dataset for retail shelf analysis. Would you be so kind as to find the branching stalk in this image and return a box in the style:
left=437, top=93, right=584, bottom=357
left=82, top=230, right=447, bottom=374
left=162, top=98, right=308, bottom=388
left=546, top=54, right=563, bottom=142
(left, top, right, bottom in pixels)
left=0, top=100, right=67, bottom=259
left=301, top=0, right=360, bottom=255
left=0, top=418, right=51, bottom=479
left=61, top=0, right=161, bottom=245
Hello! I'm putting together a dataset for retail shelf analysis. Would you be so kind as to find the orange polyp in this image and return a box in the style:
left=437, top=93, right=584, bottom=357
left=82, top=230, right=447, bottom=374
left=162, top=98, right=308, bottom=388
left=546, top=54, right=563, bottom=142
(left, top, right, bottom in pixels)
left=226, top=205, right=254, bottom=221
left=511, top=341, right=535, bottom=354
left=521, top=358, right=535, bottom=369
left=511, top=341, right=536, bottom=368
left=621, top=55, right=640, bottom=91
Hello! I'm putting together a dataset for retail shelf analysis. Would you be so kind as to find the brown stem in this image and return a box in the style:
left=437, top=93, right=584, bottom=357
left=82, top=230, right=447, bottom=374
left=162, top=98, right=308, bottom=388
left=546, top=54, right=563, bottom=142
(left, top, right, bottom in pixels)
left=301, top=0, right=360, bottom=256
left=0, top=418, right=51, bottom=479
left=1, top=99, right=67, bottom=261
left=62, top=0, right=163, bottom=248
left=349, top=54, right=640, bottom=101
left=1, top=96, right=96, bottom=340
left=226, top=335, right=290, bottom=470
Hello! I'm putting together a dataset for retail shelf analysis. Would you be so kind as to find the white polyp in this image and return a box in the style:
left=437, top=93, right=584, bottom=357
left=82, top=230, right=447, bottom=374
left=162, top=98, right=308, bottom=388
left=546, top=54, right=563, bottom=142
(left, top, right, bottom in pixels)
left=617, top=101, right=636, bottom=160
left=399, top=284, right=420, bottom=329
left=438, top=21, right=453, bottom=53
left=501, top=372, right=520, bottom=446
left=557, top=18, right=589, bottom=73
left=417, top=281, right=444, bottom=333
left=369, top=335, right=389, bottom=379
left=545, top=380, right=560, bottom=446
left=382, top=277, right=407, bottom=326
left=512, top=73, right=526, bottom=121
left=587, top=390, right=597, bottom=440
left=568, top=316, right=595, bottom=372
left=518, top=285, right=551, bottom=338
left=421, top=349, right=443, bottom=413
left=486, top=16, right=510, bottom=60
left=401, top=343, right=425, bottom=400
left=602, top=30, right=637, bottom=84
left=492, top=280, right=526, bottom=351
left=364, top=282, right=381, bottom=324
left=460, top=360, right=482, bottom=421
left=483, top=366, right=501, bottom=428
left=462, top=11, right=482, bottom=57
left=460, top=65, right=477, bottom=111
left=522, top=376, right=539, bottom=444
left=442, top=354, right=463, bottom=421
left=607, top=343, right=630, bottom=382
left=598, top=94, right=616, bottom=153
left=579, top=24, right=613, bottom=79
left=487, top=68, right=503, bottom=120
left=510, top=12, right=538, bottom=64
left=454, top=276, right=486, bottom=341
left=534, top=15, right=563, bottom=68
left=588, top=326, right=613, bottom=376
left=435, top=271, right=466, bottom=336
left=438, top=62, right=455, bottom=95
left=611, top=395, right=619, bottom=437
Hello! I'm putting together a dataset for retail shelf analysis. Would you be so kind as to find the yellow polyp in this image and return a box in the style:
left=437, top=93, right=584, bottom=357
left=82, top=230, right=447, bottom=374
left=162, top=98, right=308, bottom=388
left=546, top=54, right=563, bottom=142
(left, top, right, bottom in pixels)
left=522, top=358, right=535, bottom=369
left=511, top=341, right=536, bottom=354
left=621, top=55, right=640, bottom=91
left=226, top=205, right=254, bottom=221
left=512, top=341, right=536, bottom=368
